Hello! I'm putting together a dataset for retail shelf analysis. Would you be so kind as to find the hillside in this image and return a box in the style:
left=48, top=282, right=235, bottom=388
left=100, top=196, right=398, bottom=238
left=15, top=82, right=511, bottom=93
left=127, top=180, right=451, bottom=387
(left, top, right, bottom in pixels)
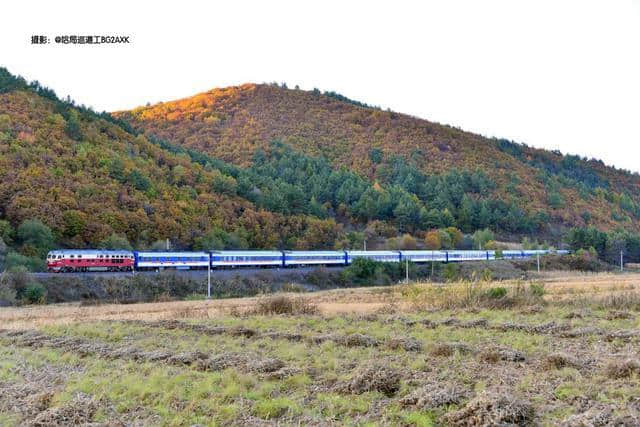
left=3, top=67, right=640, bottom=270
left=0, top=70, right=342, bottom=261
left=115, top=83, right=640, bottom=237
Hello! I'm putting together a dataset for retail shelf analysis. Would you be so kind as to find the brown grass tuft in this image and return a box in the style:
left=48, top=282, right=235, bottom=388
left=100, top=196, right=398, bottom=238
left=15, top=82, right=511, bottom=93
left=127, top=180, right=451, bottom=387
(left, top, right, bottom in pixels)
left=480, top=347, right=525, bottom=363
left=443, top=391, right=534, bottom=426
left=338, top=362, right=402, bottom=396
left=400, top=384, right=468, bottom=409
left=543, top=353, right=582, bottom=370
left=431, top=342, right=472, bottom=357
left=604, top=359, right=640, bottom=379
left=250, top=295, right=319, bottom=316
left=387, top=337, right=423, bottom=352
left=606, top=310, right=635, bottom=320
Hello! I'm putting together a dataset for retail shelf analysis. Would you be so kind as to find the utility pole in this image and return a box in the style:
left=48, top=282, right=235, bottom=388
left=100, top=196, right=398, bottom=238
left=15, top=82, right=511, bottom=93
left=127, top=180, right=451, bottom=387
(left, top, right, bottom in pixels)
left=405, top=258, right=409, bottom=284
left=431, top=250, right=434, bottom=278
left=536, top=253, right=540, bottom=273
left=207, top=259, right=211, bottom=299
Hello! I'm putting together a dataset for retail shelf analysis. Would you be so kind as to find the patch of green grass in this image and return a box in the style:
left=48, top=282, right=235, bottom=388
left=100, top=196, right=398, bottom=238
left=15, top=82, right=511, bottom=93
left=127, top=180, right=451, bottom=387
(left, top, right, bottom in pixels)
left=554, top=383, right=583, bottom=400
left=401, top=410, right=437, bottom=426
left=315, top=393, right=370, bottom=419
left=252, top=397, right=300, bottom=419
left=0, top=357, right=18, bottom=382
left=0, top=412, right=20, bottom=427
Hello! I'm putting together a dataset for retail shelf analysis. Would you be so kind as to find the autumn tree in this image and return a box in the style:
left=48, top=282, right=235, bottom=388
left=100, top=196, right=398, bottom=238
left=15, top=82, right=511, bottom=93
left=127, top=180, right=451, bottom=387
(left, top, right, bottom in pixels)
left=424, top=230, right=441, bottom=249
left=445, top=227, right=464, bottom=249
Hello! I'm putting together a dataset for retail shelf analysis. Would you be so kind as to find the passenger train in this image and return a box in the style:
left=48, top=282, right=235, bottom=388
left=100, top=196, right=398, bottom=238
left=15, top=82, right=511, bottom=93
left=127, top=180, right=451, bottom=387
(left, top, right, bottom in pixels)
left=46, top=249, right=568, bottom=273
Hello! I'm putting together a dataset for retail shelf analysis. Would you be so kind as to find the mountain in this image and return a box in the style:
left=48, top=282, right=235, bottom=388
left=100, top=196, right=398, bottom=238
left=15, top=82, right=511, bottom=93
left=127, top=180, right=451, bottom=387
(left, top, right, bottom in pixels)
left=114, top=83, right=640, bottom=238
left=0, top=70, right=342, bottom=257
left=3, top=67, right=640, bottom=269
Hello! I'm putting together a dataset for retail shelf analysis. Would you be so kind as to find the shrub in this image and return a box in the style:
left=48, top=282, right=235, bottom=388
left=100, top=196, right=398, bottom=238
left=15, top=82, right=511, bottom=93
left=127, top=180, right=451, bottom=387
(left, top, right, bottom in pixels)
left=0, top=273, right=16, bottom=306
left=5, top=252, right=45, bottom=272
left=443, top=264, right=459, bottom=282
left=23, top=283, right=46, bottom=304
left=529, top=283, right=545, bottom=297
left=485, top=287, right=507, bottom=299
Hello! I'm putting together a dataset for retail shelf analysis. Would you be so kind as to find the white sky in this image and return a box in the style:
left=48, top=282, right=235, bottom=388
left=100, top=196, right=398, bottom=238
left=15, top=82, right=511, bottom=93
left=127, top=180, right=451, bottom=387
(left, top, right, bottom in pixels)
left=2, top=1, right=640, bottom=172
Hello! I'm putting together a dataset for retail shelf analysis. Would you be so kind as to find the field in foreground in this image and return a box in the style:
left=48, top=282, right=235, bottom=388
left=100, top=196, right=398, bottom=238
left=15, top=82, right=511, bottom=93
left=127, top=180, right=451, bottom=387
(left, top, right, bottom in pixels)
left=1, top=272, right=640, bottom=426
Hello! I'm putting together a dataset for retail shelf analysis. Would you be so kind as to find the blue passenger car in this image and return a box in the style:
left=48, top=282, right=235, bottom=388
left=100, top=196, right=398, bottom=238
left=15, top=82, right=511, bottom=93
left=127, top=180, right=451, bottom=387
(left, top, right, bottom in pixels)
left=446, top=251, right=489, bottom=262
left=398, top=250, right=447, bottom=262
left=347, top=250, right=401, bottom=263
left=211, top=251, right=284, bottom=268
left=284, top=251, right=347, bottom=266
left=134, top=251, right=210, bottom=270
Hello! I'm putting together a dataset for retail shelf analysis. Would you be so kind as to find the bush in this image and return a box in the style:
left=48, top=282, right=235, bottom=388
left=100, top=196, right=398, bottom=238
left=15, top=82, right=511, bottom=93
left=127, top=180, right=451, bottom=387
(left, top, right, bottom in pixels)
left=5, top=251, right=45, bottom=272
left=485, top=287, right=507, bottom=299
left=443, top=263, right=459, bottom=282
left=23, top=283, right=46, bottom=304
left=0, top=273, right=17, bottom=306
left=529, top=283, right=545, bottom=297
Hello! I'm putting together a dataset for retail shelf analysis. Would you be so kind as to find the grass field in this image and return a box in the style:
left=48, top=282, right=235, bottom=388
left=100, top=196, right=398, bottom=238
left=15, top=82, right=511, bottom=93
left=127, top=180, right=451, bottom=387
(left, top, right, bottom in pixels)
left=1, top=271, right=640, bottom=426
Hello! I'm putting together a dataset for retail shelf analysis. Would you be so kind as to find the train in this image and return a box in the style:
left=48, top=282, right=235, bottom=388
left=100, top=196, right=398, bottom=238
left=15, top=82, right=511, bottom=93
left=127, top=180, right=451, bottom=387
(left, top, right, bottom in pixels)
left=45, top=248, right=568, bottom=273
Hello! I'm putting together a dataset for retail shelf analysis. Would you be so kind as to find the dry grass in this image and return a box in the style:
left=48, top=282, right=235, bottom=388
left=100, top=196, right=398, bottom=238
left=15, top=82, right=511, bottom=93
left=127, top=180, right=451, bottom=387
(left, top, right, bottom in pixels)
left=248, top=295, right=319, bottom=316
left=1, top=271, right=640, bottom=330
left=604, top=359, right=640, bottom=379
left=2, top=273, right=640, bottom=425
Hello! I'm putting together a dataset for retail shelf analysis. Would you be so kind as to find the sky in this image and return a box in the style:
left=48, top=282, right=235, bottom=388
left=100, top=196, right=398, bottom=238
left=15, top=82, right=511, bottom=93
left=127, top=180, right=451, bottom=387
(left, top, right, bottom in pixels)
left=2, top=1, right=640, bottom=172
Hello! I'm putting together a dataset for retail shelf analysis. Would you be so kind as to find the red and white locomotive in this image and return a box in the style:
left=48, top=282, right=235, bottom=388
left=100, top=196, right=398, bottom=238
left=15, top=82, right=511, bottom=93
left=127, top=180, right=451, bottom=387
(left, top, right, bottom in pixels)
left=46, top=250, right=134, bottom=272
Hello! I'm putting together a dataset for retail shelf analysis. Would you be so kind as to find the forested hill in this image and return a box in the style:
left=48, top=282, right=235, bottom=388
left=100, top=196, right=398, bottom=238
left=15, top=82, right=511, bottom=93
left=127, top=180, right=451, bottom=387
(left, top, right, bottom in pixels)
left=0, top=69, right=348, bottom=267
left=2, top=66, right=640, bottom=272
left=116, top=82, right=640, bottom=236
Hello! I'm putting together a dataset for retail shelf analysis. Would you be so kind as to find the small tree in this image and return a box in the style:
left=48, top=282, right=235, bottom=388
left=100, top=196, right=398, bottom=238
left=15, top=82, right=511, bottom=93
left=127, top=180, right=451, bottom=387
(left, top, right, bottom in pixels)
left=472, top=228, right=494, bottom=250
left=445, top=227, right=464, bottom=249
left=17, top=219, right=54, bottom=258
left=0, top=220, right=13, bottom=244
left=424, top=230, right=441, bottom=250
left=64, top=110, right=83, bottom=141
left=99, top=233, right=132, bottom=250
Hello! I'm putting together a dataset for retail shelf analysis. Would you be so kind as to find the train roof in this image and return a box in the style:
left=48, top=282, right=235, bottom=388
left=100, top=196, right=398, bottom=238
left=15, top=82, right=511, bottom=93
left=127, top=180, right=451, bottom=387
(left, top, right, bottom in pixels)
left=284, top=251, right=345, bottom=255
left=211, top=250, right=283, bottom=255
left=47, top=249, right=133, bottom=255
left=347, top=250, right=399, bottom=255
left=134, top=251, right=209, bottom=256
left=396, top=250, right=446, bottom=254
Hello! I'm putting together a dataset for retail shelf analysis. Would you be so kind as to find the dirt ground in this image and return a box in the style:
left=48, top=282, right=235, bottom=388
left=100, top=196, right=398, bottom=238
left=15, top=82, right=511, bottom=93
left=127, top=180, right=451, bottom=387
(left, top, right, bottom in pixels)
left=1, top=270, right=639, bottom=329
